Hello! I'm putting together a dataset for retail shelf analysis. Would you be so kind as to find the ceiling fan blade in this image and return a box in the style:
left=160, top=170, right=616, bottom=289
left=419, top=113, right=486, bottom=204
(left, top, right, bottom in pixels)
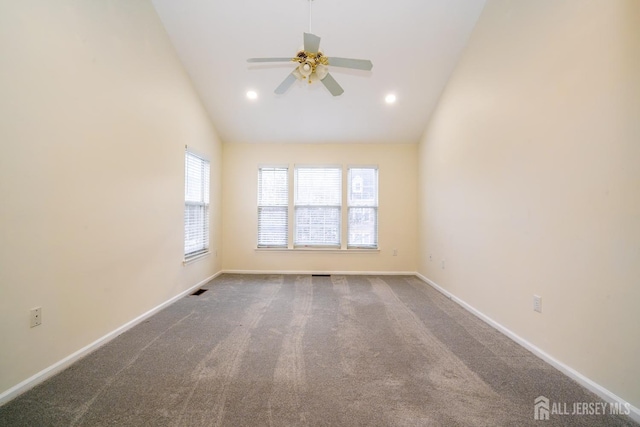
left=274, top=71, right=298, bottom=95
left=303, top=32, right=321, bottom=54
left=247, top=57, right=293, bottom=63
left=320, top=73, right=344, bottom=96
left=328, top=57, right=373, bottom=71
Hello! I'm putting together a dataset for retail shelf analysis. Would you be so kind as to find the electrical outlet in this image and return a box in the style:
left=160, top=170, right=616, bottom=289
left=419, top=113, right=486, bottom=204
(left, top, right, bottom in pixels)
left=533, top=295, right=542, bottom=313
left=393, top=249, right=398, bottom=256
left=441, top=260, right=445, bottom=269
left=30, top=307, right=42, bottom=328
left=429, top=254, right=432, bottom=261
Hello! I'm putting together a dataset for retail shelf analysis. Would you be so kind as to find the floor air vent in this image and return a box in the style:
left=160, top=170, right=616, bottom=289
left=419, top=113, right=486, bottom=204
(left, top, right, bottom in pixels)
left=312, top=274, right=331, bottom=277
left=191, top=289, right=207, bottom=296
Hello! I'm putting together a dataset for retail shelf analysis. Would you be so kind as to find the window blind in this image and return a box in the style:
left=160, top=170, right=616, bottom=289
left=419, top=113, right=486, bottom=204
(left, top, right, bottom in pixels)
left=258, top=167, right=288, bottom=247
left=294, top=167, right=342, bottom=247
left=184, top=150, right=210, bottom=258
left=348, top=167, right=378, bottom=248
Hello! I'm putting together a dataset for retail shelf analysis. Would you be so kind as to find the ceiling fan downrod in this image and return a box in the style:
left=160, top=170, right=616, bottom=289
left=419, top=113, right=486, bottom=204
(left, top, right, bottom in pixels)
left=308, top=0, right=314, bottom=35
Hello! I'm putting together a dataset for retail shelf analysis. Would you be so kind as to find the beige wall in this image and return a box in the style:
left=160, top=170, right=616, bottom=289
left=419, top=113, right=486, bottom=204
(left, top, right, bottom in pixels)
left=418, top=0, right=640, bottom=409
left=222, top=143, right=417, bottom=273
left=0, top=1, right=222, bottom=397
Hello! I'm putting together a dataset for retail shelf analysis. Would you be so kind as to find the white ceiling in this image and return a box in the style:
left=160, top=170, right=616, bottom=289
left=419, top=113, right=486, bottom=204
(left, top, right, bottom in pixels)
left=151, top=0, right=486, bottom=144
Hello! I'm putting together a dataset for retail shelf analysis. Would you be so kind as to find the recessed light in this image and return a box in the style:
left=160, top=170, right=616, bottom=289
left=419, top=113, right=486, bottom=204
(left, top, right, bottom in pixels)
left=385, top=94, right=397, bottom=104
left=246, top=90, right=258, bottom=100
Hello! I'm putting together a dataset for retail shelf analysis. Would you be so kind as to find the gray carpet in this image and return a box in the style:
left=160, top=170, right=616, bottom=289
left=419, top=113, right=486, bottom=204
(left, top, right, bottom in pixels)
left=0, top=274, right=636, bottom=426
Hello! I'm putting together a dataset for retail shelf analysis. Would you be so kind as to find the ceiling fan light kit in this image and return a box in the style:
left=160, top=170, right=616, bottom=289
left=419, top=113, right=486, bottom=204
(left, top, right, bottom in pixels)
left=246, top=1, right=373, bottom=96
left=292, top=49, right=329, bottom=83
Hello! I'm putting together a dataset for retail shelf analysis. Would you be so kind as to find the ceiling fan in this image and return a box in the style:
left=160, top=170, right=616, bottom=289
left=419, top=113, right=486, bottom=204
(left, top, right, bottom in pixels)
left=247, top=31, right=373, bottom=96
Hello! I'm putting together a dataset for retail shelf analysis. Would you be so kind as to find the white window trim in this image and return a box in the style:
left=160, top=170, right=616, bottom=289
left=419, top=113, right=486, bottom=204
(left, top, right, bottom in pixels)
left=347, top=166, right=379, bottom=249
left=293, top=165, right=342, bottom=248
left=257, top=166, right=289, bottom=248
left=256, top=164, right=380, bottom=251
left=255, top=247, right=380, bottom=253
left=184, top=147, right=210, bottom=262
left=182, top=251, right=211, bottom=265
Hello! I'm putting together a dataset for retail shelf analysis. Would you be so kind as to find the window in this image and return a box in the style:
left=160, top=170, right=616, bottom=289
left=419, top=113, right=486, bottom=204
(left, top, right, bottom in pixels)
left=256, top=165, right=379, bottom=250
left=348, top=167, right=378, bottom=248
left=184, top=149, right=210, bottom=259
left=258, top=167, right=288, bottom=247
left=295, top=167, right=342, bottom=247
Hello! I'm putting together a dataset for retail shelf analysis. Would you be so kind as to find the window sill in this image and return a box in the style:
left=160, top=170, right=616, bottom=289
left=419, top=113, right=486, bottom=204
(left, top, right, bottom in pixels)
left=183, top=251, right=211, bottom=265
left=255, top=247, right=380, bottom=253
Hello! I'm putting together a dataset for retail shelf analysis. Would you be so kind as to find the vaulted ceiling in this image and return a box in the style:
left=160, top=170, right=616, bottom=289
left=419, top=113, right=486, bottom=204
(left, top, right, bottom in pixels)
left=151, top=0, right=486, bottom=144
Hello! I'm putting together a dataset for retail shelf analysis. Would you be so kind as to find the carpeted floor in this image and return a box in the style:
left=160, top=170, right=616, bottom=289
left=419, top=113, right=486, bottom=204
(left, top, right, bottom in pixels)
left=0, top=274, right=636, bottom=426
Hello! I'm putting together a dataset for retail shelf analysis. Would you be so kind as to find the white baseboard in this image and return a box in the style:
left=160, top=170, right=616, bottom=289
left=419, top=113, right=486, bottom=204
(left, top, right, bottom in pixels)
left=0, top=271, right=222, bottom=407
left=222, top=269, right=417, bottom=276
left=414, top=273, right=640, bottom=424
